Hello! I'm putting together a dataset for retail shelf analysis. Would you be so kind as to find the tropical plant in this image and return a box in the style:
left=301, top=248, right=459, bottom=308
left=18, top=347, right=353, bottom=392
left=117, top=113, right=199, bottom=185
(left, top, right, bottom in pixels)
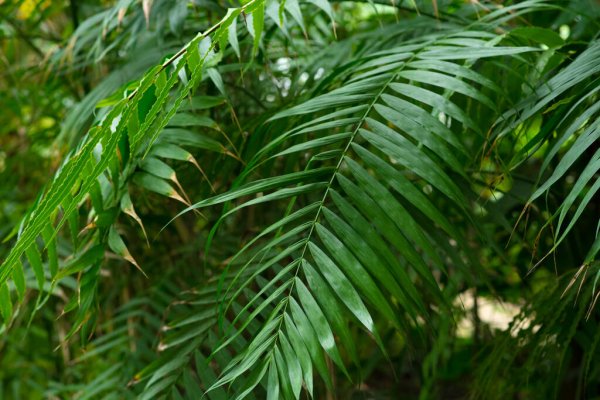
left=0, top=0, right=599, bottom=398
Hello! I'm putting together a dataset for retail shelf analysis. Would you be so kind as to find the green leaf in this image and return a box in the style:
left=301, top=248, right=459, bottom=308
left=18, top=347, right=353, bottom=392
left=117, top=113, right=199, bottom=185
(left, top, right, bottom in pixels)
left=375, top=100, right=465, bottom=174
left=343, top=157, right=445, bottom=270
left=120, top=191, right=148, bottom=244
left=283, top=313, right=313, bottom=396
left=284, top=0, right=305, bottom=35
left=307, top=243, right=377, bottom=336
left=55, top=245, right=105, bottom=281
left=232, top=358, right=269, bottom=400
left=327, top=190, right=426, bottom=320
left=274, top=346, right=295, bottom=400
left=251, top=3, right=265, bottom=56
left=168, top=112, right=217, bottom=128
left=352, top=143, right=460, bottom=239
left=266, top=360, right=280, bottom=400
left=389, top=82, right=479, bottom=132
left=181, top=95, right=226, bottom=111
left=228, top=14, right=240, bottom=58
left=0, top=283, right=12, bottom=323
left=25, top=244, right=45, bottom=292
left=287, top=300, right=332, bottom=389
left=279, top=333, right=303, bottom=399
left=510, top=27, right=564, bottom=48
left=308, top=0, right=335, bottom=34
left=417, top=45, right=539, bottom=60
left=321, top=206, right=424, bottom=321
left=11, top=262, right=26, bottom=302
left=132, top=172, right=188, bottom=204
left=360, top=120, right=465, bottom=207
left=41, top=224, right=58, bottom=277
left=300, top=260, right=359, bottom=367
left=108, top=226, right=146, bottom=277
left=293, top=279, right=348, bottom=377
left=175, top=168, right=332, bottom=216
left=398, top=70, right=496, bottom=110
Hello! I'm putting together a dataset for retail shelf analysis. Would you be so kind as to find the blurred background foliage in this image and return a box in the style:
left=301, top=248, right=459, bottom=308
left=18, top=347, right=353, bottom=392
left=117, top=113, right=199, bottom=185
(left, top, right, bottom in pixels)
left=0, top=0, right=599, bottom=399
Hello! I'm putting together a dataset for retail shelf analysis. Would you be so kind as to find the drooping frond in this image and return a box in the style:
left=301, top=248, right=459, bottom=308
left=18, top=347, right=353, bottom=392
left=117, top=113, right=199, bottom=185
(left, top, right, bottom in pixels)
left=0, top=0, right=283, bottom=334
left=161, top=10, right=554, bottom=397
left=2, top=0, right=600, bottom=398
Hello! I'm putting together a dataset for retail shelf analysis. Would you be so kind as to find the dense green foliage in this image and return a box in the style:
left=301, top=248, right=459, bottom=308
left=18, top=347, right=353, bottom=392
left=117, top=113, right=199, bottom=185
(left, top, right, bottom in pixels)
left=1, top=0, right=599, bottom=398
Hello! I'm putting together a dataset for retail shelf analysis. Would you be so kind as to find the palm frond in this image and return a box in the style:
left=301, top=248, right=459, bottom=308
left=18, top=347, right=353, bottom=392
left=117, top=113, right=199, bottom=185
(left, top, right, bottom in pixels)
left=167, top=14, right=549, bottom=398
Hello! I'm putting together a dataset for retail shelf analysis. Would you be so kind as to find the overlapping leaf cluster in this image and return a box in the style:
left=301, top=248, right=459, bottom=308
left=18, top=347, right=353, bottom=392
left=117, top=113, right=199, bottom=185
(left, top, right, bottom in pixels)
left=1, top=0, right=599, bottom=398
